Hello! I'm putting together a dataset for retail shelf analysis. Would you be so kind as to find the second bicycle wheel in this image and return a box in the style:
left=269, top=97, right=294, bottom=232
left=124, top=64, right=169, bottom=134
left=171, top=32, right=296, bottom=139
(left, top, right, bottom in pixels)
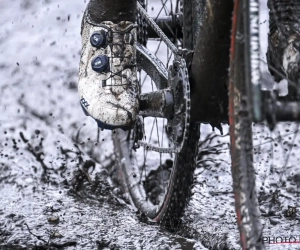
left=112, top=0, right=201, bottom=228
left=229, top=0, right=263, bottom=249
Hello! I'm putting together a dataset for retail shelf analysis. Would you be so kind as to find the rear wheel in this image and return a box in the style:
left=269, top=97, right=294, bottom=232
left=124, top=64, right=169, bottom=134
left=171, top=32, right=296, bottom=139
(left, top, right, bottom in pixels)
left=112, top=0, right=201, bottom=228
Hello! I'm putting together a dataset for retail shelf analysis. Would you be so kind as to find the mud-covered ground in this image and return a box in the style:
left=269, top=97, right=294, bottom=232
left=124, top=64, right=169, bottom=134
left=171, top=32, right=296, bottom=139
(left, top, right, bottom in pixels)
left=0, top=0, right=300, bottom=249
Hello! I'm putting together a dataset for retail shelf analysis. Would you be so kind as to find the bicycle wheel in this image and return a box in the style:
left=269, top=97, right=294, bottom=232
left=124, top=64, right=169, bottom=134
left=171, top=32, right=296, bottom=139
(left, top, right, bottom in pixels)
left=229, top=0, right=263, bottom=249
left=112, top=0, right=201, bottom=229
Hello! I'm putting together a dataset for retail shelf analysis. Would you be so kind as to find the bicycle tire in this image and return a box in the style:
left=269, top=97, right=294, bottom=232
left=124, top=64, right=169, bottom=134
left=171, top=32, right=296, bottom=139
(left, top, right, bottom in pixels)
left=112, top=0, right=201, bottom=229
left=229, top=0, right=263, bottom=249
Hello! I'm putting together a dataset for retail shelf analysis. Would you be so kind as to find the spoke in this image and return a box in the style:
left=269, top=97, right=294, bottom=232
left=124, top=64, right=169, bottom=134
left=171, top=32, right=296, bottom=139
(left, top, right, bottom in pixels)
left=140, top=145, right=147, bottom=183
left=155, top=118, right=161, bottom=147
left=138, top=70, right=142, bottom=94
left=155, top=39, right=163, bottom=55
left=155, top=0, right=168, bottom=21
left=160, top=0, right=169, bottom=15
left=151, top=78, right=160, bottom=147
left=162, top=118, right=165, bottom=148
left=157, top=0, right=177, bottom=40
left=160, top=152, right=163, bottom=201
left=167, top=46, right=170, bottom=69
left=148, top=118, right=156, bottom=144
left=163, top=20, right=177, bottom=40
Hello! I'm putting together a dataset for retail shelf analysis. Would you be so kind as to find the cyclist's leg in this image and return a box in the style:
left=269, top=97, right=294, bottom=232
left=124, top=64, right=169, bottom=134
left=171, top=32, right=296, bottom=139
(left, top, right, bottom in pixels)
left=267, top=0, right=300, bottom=98
left=78, top=0, right=139, bottom=130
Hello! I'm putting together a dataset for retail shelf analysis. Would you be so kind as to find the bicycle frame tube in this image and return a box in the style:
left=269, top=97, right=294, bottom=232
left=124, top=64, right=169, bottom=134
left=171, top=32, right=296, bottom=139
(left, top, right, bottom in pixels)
left=190, top=0, right=233, bottom=124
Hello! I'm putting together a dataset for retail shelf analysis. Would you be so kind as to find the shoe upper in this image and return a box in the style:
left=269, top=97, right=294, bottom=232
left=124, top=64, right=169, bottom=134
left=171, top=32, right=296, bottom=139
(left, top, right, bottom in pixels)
left=78, top=13, right=139, bottom=130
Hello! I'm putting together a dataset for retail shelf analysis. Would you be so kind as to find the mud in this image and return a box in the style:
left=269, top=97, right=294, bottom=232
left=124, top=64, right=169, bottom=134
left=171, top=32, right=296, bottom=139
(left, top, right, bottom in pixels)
left=0, top=0, right=300, bottom=250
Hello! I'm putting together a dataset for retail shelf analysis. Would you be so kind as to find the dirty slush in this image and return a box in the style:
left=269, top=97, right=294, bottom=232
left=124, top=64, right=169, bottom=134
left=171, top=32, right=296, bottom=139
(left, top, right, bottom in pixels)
left=0, top=0, right=300, bottom=250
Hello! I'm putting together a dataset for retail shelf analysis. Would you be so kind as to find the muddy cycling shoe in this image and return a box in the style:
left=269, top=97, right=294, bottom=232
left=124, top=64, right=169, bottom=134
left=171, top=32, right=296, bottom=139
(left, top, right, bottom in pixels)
left=78, top=12, right=139, bottom=130
left=267, top=1, right=300, bottom=98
